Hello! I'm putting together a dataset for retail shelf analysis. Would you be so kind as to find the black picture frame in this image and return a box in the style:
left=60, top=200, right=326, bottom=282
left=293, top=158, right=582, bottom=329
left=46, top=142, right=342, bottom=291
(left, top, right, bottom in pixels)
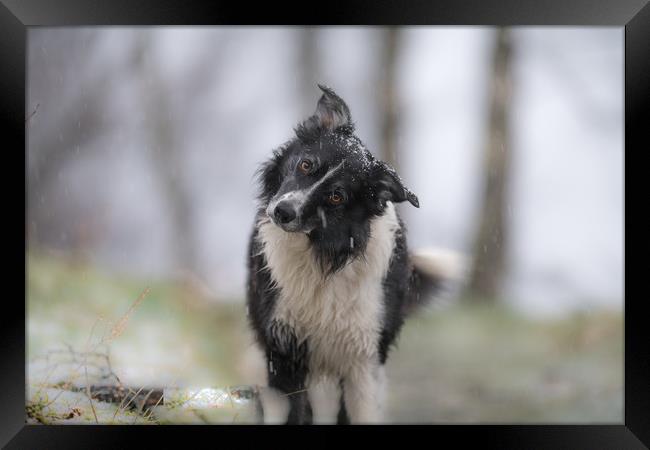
left=2, top=0, right=646, bottom=447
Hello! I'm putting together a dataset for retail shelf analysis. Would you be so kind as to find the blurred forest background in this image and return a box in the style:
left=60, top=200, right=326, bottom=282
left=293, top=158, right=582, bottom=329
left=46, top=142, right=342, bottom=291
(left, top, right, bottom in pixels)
left=26, top=27, right=623, bottom=424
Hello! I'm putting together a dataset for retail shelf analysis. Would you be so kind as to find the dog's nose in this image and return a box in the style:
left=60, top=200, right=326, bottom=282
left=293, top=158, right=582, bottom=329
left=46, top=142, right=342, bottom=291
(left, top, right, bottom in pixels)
left=274, top=202, right=297, bottom=224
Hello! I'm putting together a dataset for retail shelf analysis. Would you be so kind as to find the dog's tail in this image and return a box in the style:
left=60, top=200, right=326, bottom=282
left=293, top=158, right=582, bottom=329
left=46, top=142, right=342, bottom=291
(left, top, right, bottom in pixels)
left=404, top=247, right=467, bottom=316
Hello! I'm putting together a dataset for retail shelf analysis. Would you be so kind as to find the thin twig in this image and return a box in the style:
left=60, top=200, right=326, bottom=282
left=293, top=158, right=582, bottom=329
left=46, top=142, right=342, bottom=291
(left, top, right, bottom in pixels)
left=25, top=103, right=39, bottom=124
left=83, top=317, right=103, bottom=423
left=31, top=361, right=61, bottom=401
left=42, top=380, right=72, bottom=408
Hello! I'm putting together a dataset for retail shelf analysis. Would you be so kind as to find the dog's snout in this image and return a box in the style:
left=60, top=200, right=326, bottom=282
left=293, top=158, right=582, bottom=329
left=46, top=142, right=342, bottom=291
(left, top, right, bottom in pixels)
left=274, top=202, right=297, bottom=224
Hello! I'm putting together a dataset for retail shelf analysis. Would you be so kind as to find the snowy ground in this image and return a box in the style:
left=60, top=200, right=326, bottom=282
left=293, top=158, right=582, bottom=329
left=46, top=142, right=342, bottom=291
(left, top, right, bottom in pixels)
left=26, top=252, right=622, bottom=424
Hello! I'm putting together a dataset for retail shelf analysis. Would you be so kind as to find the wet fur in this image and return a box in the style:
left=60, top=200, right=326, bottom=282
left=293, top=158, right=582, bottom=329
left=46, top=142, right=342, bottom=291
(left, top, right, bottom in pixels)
left=246, top=85, right=440, bottom=424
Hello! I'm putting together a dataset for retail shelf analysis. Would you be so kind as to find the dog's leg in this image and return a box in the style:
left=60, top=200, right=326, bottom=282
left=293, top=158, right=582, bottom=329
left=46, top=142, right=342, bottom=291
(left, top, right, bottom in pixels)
left=307, top=377, right=340, bottom=424
left=267, top=354, right=312, bottom=424
left=266, top=321, right=312, bottom=425
left=336, top=379, right=350, bottom=425
left=342, top=362, right=386, bottom=424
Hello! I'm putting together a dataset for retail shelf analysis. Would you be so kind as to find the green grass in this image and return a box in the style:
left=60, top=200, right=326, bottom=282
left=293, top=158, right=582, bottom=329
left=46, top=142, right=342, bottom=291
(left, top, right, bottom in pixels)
left=27, top=250, right=623, bottom=424
left=386, top=303, right=623, bottom=423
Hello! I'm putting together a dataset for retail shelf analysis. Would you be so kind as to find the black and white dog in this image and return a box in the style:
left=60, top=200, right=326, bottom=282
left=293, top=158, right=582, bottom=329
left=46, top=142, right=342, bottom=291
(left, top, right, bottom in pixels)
left=247, top=85, right=455, bottom=424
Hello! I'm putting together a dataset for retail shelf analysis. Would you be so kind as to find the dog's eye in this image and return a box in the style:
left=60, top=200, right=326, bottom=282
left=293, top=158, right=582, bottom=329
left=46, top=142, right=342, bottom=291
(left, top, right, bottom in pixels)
left=328, top=191, right=344, bottom=205
left=298, top=160, right=313, bottom=174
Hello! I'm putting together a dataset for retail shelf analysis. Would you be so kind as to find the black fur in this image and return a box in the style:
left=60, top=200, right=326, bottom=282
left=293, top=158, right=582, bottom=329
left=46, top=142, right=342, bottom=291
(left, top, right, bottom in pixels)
left=246, top=85, right=439, bottom=424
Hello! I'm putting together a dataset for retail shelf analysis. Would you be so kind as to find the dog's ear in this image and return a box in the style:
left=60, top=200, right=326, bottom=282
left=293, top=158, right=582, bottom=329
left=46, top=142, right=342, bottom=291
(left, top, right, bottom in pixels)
left=256, top=150, right=284, bottom=203
left=370, top=160, right=419, bottom=210
left=296, top=84, right=354, bottom=139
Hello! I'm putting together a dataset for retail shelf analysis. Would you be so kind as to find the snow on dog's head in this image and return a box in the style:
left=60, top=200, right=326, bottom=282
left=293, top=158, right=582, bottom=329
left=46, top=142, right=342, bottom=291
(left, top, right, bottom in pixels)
left=257, top=85, right=419, bottom=273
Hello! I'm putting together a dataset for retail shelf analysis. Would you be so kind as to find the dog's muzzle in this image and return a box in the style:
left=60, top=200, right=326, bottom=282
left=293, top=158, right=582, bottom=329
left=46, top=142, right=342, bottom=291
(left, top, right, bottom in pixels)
left=266, top=197, right=302, bottom=232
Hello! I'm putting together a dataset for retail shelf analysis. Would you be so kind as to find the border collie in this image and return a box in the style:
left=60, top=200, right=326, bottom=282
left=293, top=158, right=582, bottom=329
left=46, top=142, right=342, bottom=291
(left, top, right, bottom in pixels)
left=247, top=85, right=456, bottom=424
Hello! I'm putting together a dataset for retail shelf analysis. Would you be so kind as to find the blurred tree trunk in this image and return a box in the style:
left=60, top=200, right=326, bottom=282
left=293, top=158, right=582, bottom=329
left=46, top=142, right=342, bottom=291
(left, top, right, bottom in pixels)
left=298, top=28, right=320, bottom=115
left=27, top=31, right=107, bottom=251
left=465, top=28, right=513, bottom=301
left=378, top=27, right=400, bottom=169
left=131, top=34, right=198, bottom=275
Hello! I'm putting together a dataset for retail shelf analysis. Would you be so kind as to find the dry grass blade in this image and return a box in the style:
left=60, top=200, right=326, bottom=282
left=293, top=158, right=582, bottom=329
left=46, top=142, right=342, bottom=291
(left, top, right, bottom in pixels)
left=112, top=391, right=132, bottom=423
left=42, top=380, right=71, bottom=409
left=143, top=377, right=179, bottom=422
left=119, top=386, right=146, bottom=414
left=83, top=316, right=103, bottom=423
left=142, top=390, right=166, bottom=422
left=31, top=286, right=152, bottom=424
left=84, top=364, right=99, bottom=423
left=135, top=388, right=158, bottom=422
left=282, top=388, right=308, bottom=397
left=31, top=361, right=61, bottom=402
left=112, top=387, right=138, bottom=423
left=192, top=410, right=210, bottom=424
left=177, top=386, right=203, bottom=408
left=105, top=287, right=151, bottom=343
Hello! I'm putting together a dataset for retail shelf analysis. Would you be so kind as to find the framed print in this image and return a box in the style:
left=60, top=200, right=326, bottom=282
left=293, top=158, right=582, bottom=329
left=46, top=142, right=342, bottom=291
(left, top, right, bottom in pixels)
left=1, top=0, right=647, bottom=448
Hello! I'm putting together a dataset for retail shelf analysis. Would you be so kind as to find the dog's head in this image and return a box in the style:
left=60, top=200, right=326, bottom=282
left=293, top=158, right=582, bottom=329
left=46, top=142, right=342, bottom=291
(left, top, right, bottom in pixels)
left=257, top=85, right=419, bottom=272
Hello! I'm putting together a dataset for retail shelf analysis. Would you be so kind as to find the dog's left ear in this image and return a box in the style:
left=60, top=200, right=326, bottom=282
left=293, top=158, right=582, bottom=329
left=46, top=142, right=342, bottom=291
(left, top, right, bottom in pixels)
left=371, top=161, right=420, bottom=210
left=297, top=84, right=354, bottom=139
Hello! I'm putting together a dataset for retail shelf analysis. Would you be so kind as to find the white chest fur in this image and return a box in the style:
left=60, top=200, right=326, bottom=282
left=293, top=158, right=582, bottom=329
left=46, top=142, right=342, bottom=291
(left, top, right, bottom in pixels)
left=256, top=202, right=400, bottom=378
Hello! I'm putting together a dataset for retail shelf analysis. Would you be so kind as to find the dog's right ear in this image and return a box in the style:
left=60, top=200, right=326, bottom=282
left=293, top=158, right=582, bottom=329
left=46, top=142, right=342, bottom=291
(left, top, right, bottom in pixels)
left=256, top=150, right=283, bottom=203
left=296, top=85, right=354, bottom=140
